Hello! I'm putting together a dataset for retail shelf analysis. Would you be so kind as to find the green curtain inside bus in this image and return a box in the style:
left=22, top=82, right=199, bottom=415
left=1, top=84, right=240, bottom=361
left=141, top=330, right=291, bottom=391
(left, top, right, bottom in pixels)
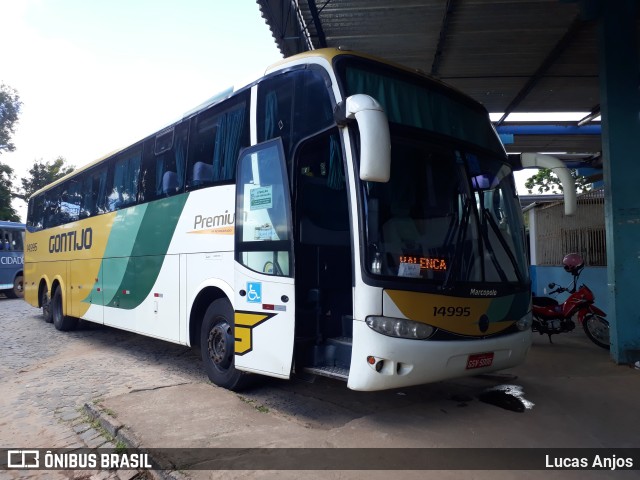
left=213, top=105, right=246, bottom=181
left=344, top=67, right=502, bottom=153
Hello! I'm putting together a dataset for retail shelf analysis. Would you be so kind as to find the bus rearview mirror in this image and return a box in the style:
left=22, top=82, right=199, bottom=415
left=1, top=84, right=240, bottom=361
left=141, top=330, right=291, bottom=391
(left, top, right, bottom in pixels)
left=336, top=94, right=391, bottom=183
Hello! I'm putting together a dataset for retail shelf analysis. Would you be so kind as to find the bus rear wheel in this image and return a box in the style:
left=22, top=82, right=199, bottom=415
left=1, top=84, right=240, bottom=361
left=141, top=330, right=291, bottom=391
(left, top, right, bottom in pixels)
left=51, top=287, right=78, bottom=331
left=5, top=275, right=23, bottom=299
left=200, top=298, right=249, bottom=391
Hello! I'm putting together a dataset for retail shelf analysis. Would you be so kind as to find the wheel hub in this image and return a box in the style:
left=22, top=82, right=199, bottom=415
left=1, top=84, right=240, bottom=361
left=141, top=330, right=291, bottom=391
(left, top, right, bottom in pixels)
left=208, top=322, right=233, bottom=369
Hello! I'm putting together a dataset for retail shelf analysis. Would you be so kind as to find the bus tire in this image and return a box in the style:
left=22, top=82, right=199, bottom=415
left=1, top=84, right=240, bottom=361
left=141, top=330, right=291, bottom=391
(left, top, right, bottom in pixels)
left=41, top=288, right=53, bottom=323
left=200, top=298, right=250, bottom=391
left=51, top=287, right=78, bottom=332
left=5, top=275, right=23, bottom=299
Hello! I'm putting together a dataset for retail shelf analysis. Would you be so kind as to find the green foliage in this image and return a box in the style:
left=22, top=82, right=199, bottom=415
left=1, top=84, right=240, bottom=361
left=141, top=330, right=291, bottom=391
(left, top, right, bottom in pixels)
left=0, top=83, right=22, bottom=155
left=524, top=167, right=592, bottom=194
left=16, top=157, right=75, bottom=200
left=0, top=162, right=19, bottom=221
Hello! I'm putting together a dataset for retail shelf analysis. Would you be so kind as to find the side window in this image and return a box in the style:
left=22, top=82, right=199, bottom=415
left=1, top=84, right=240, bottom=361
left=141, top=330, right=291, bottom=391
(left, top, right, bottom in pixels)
left=106, top=145, right=142, bottom=211
left=236, top=139, right=292, bottom=276
left=60, top=178, right=82, bottom=224
left=139, top=122, right=188, bottom=203
left=296, top=129, right=349, bottom=236
left=186, top=94, right=249, bottom=190
left=43, top=187, right=61, bottom=229
left=81, top=166, right=108, bottom=217
left=257, top=69, right=334, bottom=160
left=11, top=230, right=24, bottom=251
left=27, top=195, right=44, bottom=232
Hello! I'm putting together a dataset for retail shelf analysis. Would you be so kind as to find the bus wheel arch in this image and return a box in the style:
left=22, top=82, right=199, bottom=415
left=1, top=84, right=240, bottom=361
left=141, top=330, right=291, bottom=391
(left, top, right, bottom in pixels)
left=51, top=281, right=78, bottom=331
left=189, top=286, right=230, bottom=349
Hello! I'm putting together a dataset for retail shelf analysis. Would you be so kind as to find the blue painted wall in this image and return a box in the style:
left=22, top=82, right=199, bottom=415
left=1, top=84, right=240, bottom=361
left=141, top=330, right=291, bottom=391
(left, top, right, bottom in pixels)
left=531, top=265, right=608, bottom=314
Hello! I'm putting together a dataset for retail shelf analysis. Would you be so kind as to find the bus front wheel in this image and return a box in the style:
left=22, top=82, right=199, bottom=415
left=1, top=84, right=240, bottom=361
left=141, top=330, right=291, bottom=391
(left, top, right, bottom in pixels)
left=200, top=298, right=249, bottom=391
left=51, top=287, right=78, bottom=332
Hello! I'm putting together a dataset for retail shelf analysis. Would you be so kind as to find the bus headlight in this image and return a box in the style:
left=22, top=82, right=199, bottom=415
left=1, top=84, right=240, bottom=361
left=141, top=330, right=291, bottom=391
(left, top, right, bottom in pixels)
left=516, top=313, right=533, bottom=331
left=365, top=316, right=435, bottom=340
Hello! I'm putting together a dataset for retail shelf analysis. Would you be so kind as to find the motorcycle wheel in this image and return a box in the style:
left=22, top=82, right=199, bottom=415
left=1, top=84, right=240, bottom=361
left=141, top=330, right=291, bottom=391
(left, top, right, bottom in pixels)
left=583, top=313, right=610, bottom=350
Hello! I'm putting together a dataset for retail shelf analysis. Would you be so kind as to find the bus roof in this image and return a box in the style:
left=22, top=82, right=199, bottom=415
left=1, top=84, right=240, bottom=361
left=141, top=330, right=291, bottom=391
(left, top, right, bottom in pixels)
left=0, top=221, right=26, bottom=229
left=265, top=48, right=468, bottom=97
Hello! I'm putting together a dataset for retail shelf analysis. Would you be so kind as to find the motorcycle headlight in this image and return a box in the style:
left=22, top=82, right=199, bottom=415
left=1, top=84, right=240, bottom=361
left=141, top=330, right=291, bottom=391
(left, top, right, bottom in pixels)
left=366, top=316, right=435, bottom=340
left=516, top=312, right=533, bottom=331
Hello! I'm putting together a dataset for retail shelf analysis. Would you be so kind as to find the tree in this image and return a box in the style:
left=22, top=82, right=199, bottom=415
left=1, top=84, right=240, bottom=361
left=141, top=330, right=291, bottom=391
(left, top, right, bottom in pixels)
left=524, top=167, right=592, bottom=194
left=0, top=162, right=19, bottom=221
left=0, top=83, right=22, bottom=220
left=0, top=83, right=22, bottom=155
left=15, top=157, right=75, bottom=201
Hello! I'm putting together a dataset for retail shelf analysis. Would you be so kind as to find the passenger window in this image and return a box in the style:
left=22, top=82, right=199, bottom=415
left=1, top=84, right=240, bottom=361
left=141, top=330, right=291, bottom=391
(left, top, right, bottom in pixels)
left=139, top=122, right=188, bottom=202
left=186, top=95, right=249, bottom=190
left=27, top=196, right=44, bottom=232
left=106, top=146, right=142, bottom=211
left=11, top=230, right=24, bottom=251
left=60, top=179, right=82, bottom=223
left=43, top=187, right=61, bottom=229
left=81, top=166, right=108, bottom=217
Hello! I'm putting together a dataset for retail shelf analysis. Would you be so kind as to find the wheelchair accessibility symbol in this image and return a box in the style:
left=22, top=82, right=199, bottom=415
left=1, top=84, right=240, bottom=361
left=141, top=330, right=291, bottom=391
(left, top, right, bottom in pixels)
left=246, top=282, right=262, bottom=303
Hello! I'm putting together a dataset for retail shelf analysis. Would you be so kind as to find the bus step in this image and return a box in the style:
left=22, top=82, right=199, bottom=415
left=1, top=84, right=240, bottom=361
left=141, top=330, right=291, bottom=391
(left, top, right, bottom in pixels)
left=302, top=366, right=349, bottom=381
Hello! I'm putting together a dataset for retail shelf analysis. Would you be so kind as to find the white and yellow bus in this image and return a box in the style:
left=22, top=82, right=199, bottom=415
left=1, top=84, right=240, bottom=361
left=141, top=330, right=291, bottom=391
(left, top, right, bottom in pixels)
left=25, top=49, right=532, bottom=391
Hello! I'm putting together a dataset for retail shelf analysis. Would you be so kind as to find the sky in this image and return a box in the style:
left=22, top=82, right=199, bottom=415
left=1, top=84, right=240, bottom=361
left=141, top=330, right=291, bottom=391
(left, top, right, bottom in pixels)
left=0, top=0, right=283, bottom=220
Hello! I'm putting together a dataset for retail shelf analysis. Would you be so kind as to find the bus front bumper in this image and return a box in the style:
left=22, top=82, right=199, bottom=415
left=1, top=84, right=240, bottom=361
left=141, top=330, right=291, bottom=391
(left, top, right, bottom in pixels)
left=346, top=319, right=532, bottom=391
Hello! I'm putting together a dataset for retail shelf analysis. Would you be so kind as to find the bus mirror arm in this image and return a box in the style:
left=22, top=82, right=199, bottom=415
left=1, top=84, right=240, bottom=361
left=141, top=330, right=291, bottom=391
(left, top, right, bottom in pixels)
left=520, top=153, right=577, bottom=216
left=334, top=94, right=391, bottom=183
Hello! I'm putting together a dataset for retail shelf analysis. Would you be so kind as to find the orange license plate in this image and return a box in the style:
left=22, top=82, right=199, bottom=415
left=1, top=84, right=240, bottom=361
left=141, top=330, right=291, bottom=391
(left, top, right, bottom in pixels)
left=466, top=352, right=494, bottom=369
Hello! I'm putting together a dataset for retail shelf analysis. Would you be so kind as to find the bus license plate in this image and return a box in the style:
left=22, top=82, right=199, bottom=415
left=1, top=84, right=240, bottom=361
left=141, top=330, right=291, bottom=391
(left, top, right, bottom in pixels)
left=466, top=352, right=494, bottom=369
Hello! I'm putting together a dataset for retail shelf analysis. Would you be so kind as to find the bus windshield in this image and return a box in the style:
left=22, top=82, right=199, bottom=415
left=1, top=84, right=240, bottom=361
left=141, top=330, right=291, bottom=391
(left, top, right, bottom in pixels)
left=336, top=57, right=528, bottom=289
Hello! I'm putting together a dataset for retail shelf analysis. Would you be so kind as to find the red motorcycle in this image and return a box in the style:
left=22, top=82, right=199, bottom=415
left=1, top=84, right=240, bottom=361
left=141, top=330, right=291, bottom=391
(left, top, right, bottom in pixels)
left=531, top=253, right=610, bottom=350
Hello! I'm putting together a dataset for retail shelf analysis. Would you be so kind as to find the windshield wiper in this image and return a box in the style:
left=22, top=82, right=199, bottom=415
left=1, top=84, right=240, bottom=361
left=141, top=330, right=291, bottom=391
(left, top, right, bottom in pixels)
left=443, top=198, right=470, bottom=290
left=482, top=208, right=523, bottom=284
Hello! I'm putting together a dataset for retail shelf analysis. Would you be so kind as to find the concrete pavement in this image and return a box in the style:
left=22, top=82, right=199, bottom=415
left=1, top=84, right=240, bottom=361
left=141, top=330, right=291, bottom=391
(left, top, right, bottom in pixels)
left=83, top=332, right=640, bottom=479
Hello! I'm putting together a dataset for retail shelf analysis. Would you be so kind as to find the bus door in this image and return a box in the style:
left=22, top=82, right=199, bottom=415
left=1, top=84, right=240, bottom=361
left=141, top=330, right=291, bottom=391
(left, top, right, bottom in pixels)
left=233, top=139, right=296, bottom=379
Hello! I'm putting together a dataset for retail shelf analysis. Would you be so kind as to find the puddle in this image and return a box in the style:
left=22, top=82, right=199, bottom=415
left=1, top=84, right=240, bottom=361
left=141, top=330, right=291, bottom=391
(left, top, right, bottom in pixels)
left=477, top=384, right=534, bottom=413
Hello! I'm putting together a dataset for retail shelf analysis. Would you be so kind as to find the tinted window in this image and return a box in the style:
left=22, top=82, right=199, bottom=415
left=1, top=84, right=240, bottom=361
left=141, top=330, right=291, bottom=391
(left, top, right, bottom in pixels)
left=43, top=187, right=61, bottom=229
left=60, top=178, right=82, bottom=223
left=257, top=69, right=334, bottom=161
left=186, top=94, right=249, bottom=190
left=106, top=146, right=142, bottom=211
left=27, top=196, right=44, bottom=232
left=80, top=165, right=109, bottom=218
left=140, top=122, right=189, bottom=202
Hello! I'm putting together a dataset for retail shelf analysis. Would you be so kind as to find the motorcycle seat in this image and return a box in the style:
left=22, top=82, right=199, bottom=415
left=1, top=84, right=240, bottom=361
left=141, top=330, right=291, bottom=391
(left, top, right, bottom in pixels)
left=532, top=296, right=559, bottom=307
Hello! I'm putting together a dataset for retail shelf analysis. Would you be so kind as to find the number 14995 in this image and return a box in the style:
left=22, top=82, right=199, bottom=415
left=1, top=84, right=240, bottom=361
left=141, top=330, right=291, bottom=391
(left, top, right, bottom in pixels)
left=433, top=306, right=471, bottom=317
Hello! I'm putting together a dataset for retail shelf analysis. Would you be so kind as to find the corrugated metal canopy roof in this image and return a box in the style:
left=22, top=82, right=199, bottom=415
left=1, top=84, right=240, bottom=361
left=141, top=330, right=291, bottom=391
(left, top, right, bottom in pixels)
left=256, top=0, right=639, bottom=159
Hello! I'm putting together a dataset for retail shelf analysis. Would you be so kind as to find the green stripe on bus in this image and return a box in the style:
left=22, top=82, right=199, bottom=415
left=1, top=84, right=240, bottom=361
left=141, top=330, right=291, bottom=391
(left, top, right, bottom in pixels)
left=98, top=205, right=148, bottom=306
left=107, top=194, right=188, bottom=309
